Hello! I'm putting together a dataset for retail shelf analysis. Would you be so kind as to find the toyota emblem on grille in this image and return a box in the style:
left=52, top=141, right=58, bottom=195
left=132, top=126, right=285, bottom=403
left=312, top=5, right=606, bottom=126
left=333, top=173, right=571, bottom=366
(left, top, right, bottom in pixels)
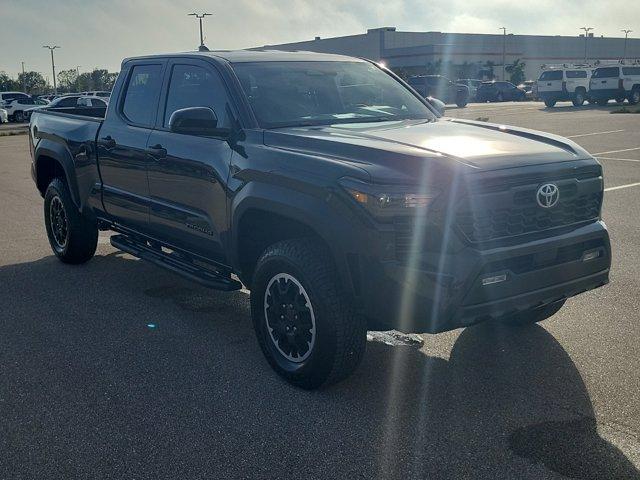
left=536, top=183, right=560, bottom=208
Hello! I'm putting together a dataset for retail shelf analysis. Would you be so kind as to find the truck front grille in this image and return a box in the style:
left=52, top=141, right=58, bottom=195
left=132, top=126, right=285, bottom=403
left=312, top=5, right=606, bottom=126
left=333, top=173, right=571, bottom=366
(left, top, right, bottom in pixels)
left=456, top=181, right=602, bottom=244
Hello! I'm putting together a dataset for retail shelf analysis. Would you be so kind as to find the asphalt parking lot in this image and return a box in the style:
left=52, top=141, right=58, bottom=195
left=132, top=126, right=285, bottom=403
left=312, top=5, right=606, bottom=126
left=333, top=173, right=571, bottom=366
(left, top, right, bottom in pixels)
left=1, top=101, right=639, bottom=479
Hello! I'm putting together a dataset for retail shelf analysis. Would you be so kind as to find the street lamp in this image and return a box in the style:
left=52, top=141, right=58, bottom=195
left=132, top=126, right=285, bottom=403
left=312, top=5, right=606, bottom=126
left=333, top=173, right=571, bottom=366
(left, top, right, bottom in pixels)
left=500, top=27, right=507, bottom=81
left=621, top=29, right=632, bottom=60
left=42, top=45, right=60, bottom=94
left=580, top=27, right=593, bottom=62
left=188, top=13, right=212, bottom=51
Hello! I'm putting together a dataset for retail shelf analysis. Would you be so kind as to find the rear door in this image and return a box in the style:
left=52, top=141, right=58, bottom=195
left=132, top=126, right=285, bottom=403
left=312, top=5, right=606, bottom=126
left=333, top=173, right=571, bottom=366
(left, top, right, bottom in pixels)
left=622, top=66, right=640, bottom=93
left=97, top=61, right=166, bottom=231
left=145, top=59, right=235, bottom=261
left=565, top=70, right=588, bottom=93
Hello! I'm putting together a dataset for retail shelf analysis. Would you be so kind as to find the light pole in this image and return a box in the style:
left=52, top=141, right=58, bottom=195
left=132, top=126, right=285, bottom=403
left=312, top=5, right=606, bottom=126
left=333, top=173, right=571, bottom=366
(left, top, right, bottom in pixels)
left=580, top=27, right=593, bottom=62
left=500, top=27, right=507, bottom=81
left=188, top=13, right=211, bottom=51
left=43, top=45, right=60, bottom=94
left=621, top=29, right=632, bottom=60
left=21, top=61, right=26, bottom=92
left=75, top=65, right=81, bottom=91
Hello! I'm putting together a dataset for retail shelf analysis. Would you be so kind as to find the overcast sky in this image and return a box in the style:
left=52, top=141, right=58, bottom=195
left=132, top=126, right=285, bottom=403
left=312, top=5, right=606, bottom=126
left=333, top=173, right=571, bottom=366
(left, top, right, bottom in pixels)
left=1, top=0, right=638, bottom=78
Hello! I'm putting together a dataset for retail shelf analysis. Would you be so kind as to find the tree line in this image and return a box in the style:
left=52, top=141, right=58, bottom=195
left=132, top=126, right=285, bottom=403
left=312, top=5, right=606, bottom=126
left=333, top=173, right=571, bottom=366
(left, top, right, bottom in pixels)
left=0, top=68, right=118, bottom=95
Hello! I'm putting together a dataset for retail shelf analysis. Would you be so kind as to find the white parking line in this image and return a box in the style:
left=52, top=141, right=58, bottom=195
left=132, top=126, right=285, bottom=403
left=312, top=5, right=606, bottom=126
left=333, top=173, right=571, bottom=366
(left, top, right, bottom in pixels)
left=598, top=157, right=640, bottom=163
left=592, top=147, right=640, bottom=156
left=567, top=130, right=625, bottom=138
left=605, top=182, right=640, bottom=192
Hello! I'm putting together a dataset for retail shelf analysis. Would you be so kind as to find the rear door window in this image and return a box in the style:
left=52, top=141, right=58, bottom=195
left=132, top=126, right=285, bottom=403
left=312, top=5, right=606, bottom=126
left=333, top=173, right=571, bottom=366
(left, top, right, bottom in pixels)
left=121, top=64, right=163, bottom=126
left=592, top=67, right=620, bottom=78
left=622, top=67, right=640, bottom=76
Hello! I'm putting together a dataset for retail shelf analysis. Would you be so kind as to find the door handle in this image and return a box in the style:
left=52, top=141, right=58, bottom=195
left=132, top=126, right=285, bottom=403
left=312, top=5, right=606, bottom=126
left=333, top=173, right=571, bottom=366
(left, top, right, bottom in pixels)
left=146, top=144, right=167, bottom=160
left=99, top=135, right=116, bottom=149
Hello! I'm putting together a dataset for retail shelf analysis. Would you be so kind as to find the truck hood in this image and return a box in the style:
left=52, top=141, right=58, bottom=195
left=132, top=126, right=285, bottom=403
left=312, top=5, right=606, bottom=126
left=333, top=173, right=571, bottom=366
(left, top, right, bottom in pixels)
left=263, top=118, right=591, bottom=176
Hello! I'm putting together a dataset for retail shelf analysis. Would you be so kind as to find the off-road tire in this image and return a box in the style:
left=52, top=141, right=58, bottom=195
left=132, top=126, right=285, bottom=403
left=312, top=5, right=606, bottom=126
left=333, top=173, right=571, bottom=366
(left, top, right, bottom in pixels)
left=572, top=89, right=586, bottom=107
left=250, top=238, right=366, bottom=389
left=44, top=178, right=98, bottom=264
left=503, top=300, right=566, bottom=327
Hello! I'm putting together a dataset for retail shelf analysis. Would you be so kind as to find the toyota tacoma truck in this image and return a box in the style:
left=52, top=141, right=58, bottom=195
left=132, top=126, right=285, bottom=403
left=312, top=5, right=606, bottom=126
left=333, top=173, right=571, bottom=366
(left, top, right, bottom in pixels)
left=29, top=50, right=611, bottom=389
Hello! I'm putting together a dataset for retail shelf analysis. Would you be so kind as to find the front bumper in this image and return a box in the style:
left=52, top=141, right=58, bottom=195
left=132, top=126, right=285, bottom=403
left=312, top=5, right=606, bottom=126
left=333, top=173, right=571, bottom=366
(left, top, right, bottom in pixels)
left=357, top=220, right=610, bottom=333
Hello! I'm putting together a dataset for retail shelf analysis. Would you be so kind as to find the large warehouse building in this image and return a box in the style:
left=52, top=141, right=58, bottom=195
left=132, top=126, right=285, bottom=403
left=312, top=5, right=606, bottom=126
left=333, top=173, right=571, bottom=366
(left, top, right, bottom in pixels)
left=260, top=27, right=640, bottom=81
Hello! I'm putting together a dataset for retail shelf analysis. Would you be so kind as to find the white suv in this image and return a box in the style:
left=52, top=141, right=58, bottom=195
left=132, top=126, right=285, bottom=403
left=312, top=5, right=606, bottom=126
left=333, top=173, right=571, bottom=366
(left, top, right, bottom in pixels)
left=536, top=67, right=591, bottom=107
left=589, top=64, right=640, bottom=106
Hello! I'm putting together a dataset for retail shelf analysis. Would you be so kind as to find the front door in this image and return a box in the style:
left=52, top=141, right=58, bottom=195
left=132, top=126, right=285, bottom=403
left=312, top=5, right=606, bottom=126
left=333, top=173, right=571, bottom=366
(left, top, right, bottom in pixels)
left=146, top=60, right=235, bottom=262
left=98, top=62, right=165, bottom=231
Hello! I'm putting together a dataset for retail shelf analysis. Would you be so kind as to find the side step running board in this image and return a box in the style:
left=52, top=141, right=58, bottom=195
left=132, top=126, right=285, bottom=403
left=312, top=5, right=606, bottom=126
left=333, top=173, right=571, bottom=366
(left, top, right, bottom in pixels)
left=110, top=234, right=242, bottom=292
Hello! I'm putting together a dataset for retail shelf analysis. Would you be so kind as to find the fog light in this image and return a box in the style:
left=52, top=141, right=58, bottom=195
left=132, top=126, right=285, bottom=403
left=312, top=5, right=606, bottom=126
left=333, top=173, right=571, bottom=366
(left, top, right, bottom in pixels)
left=581, top=249, right=600, bottom=262
left=482, top=273, right=507, bottom=286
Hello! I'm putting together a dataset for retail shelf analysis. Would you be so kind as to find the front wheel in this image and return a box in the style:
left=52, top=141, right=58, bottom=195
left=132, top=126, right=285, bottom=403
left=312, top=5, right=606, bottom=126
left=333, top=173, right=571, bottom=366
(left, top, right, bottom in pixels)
left=44, top=178, right=98, bottom=264
left=14, top=110, right=25, bottom=123
left=456, top=95, right=468, bottom=108
left=250, top=238, right=366, bottom=389
left=502, top=300, right=566, bottom=327
left=615, top=97, right=626, bottom=105
left=629, top=88, right=640, bottom=105
left=572, top=90, right=586, bottom=107
left=544, top=99, right=557, bottom=108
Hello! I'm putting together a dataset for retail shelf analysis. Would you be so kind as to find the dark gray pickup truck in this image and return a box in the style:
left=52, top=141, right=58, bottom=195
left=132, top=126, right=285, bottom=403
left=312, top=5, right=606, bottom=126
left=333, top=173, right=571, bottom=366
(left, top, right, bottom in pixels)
left=29, top=50, right=611, bottom=389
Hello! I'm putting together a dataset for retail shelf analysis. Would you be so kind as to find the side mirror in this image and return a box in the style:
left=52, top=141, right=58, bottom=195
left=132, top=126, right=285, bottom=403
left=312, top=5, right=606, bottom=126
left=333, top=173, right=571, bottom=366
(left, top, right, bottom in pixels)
left=169, top=107, right=227, bottom=137
left=426, top=96, right=446, bottom=117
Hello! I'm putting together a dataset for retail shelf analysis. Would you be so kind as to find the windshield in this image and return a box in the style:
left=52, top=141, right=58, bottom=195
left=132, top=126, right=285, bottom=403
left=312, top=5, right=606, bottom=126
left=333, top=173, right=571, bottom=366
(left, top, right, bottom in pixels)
left=232, top=61, right=436, bottom=128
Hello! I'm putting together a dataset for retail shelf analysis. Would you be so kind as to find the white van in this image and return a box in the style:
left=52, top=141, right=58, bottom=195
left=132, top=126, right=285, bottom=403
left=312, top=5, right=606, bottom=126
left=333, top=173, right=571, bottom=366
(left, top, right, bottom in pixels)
left=536, top=67, right=591, bottom=107
left=589, top=65, right=640, bottom=105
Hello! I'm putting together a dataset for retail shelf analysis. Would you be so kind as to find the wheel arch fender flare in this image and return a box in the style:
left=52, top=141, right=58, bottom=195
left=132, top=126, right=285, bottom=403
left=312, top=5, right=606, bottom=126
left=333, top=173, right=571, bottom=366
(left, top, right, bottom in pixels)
left=229, top=181, right=358, bottom=293
left=34, top=139, right=82, bottom=209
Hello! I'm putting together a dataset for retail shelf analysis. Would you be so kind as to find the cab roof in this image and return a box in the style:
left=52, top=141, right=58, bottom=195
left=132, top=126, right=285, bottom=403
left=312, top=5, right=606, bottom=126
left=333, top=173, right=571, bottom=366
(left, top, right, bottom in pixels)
left=123, top=49, right=366, bottom=65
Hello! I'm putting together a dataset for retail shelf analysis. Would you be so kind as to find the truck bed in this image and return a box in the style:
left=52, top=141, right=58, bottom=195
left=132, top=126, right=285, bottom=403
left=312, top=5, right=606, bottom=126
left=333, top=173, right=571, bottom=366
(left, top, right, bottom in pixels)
left=38, top=106, right=107, bottom=121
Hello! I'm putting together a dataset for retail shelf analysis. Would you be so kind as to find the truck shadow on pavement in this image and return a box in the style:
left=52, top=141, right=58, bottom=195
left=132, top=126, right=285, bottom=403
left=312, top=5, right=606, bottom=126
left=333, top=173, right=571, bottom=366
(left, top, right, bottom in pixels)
left=1, top=252, right=638, bottom=479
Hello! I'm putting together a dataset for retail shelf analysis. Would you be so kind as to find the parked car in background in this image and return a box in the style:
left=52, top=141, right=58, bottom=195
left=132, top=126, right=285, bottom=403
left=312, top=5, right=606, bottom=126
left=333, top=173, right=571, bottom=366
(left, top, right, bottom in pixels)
left=475, top=81, right=526, bottom=102
left=23, top=95, right=107, bottom=121
left=536, top=67, right=591, bottom=107
left=0, top=108, right=7, bottom=124
left=0, top=91, right=30, bottom=110
left=589, top=64, right=640, bottom=105
left=456, top=79, right=482, bottom=100
left=518, top=80, right=537, bottom=100
left=407, top=75, right=470, bottom=107
left=81, top=91, right=111, bottom=98
left=3, top=97, right=49, bottom=122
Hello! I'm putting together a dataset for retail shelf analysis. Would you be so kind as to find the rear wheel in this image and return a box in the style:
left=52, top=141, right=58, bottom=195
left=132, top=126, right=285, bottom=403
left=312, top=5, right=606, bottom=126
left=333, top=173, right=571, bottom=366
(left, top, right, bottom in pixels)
left=456, top=95, right=468, bottom=108
left=250, top=238, right=366, bottom=389
left=544, top=99, right=557, bottom=108
left=628, top=88, right=640, bottom=105
left=502, top=300, right=566, bottom=326
left=44, top=178, right=98, bottom=264
left=615, top=97, right=626, bottom=105
left=572, top=90, right=586, bottom=107
left=14, top=110, right=25, bottom=123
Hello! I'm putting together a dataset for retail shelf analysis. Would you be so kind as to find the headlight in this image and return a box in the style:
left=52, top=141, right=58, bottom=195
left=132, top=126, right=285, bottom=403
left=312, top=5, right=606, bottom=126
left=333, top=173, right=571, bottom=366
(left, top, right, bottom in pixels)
left=339, top=177, right=439, bottom=219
